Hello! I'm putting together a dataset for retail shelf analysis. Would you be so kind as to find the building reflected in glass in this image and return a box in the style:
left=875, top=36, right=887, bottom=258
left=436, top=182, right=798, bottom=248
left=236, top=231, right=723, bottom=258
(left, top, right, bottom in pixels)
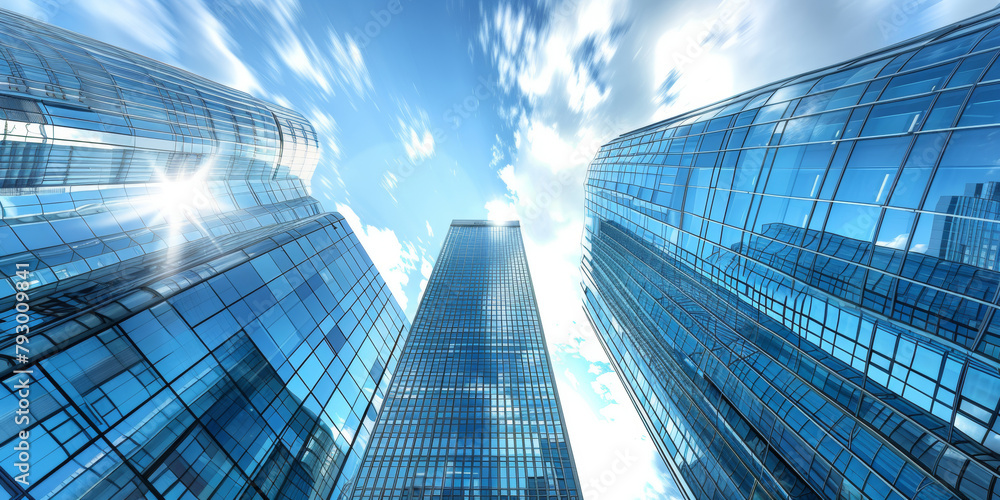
left=583, top=7, right=1000, bottom=500
left=0, top=9, right=408, bottom=500
left=351, top=220, right=581, bottom=500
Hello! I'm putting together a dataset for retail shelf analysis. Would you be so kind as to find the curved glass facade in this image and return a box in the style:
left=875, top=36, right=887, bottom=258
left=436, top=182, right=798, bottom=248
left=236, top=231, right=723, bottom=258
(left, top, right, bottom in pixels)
left=351, top=221, right=581, bottom=500
left=0, top=9, right=408, bottom=500
left=583, top=8, right=1000, bottom=500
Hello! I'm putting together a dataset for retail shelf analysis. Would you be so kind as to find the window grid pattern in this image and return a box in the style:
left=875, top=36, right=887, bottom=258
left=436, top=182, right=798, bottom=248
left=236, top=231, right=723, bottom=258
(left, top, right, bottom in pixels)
left=1, top=214, right=410, bottom=500
left=0, top=8, right=320, bottom=189
left=583, top=8, right=1000, bottom=500
left=351, top=221, right=581, bottom=500
left=0, top=10, right=410, bottom=500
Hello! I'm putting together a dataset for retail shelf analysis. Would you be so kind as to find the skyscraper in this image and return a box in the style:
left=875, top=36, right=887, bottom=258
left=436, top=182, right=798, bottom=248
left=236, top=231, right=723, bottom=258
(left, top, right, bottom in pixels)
left=351, top=220, right=581, bottom=500
left=582, top=7, right=1000, bottom=500
left=0, top=9, right=408, bottom=500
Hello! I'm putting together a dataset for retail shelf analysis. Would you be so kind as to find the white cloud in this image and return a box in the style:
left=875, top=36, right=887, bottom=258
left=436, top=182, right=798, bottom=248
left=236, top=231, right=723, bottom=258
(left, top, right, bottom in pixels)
left=75, top=0, right=178, bottom=57
left=478, top=0, right=627, bottom=111
left=485, top=199, right=519, bottom=221
left=329, top=30, right=374, bottom=98
left=336, top=204, right=419, bottom=311
left=403, top=127, right=435, bottom=162
left=877, top=233, right=909, bottom=250
left=557, top=367, right=679, bottom=500
left=260, top=1, right=373, bottom=101
left=275, top=32, right=333, bottom=93
left=395, top=104, right=436, bottom=163
left=64, top=0, right=261, bottom=95
left=490, top=135, right=506, bottom=168
left=306, top=106, right=341, bottom=159
left=177, top=0, right=261, bottom=94
left=2, top=0, right=48, bottom=20
left=425, top=221, right=435, bottom=237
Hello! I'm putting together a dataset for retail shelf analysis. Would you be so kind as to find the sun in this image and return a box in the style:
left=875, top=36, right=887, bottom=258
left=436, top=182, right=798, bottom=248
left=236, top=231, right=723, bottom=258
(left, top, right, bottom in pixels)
left=148, top=169, right=216, bottom=234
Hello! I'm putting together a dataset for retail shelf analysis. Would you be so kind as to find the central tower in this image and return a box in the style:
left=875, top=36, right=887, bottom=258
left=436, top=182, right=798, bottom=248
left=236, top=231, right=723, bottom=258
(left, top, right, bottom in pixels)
left=351, top=220, right=581, bottom=499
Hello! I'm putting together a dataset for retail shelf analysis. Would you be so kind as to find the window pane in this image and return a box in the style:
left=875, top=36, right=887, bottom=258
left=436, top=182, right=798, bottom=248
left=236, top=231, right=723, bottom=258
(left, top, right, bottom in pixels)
left=764, top=144, right=834, bottom=197
left=890, top=133, right=947, bottom=209
left=947, top=51, right=995, bottom=88
left=754, top=196, right=813, bottom=232
left=922, top=89, right=969, bottom=130
left=982, top=56, right=1000, bottom=82
left=782, top=110, right=850, bottom=144
left=733, top=148, right=768, bottom=191
left=974, top=24, right=1000, bottom=51
left=767, top=81, right=814, bottom=104
left=814, top=61, right=886, bottom=92
left=875, top=209, right=915, bottom=250
left=744, top=123, right=776, bottom=147
left=794, top=84, right=865, bottom=116
left=881, top=63, right=955, bottom=100
left=923, top=127, right=1000, bottom=213
left=836, top=137, right=910, bottom=204
left=755, top=101, right=789, bottom=123
left=861, top=96, right=933, bottom=136
left=877, top=50, right=917, bottom=77
left=957, top=83, right=1000, bottom=127
left=902, top=31, right=983, bottom=71
left=825, top=203, right=880, bottom=241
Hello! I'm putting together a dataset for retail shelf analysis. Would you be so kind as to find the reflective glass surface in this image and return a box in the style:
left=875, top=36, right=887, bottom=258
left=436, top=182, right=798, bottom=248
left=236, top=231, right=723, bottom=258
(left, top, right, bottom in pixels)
left=583, top=8, right=1000, bottom=500
left=0, top=9, right=409, bottom=500
left=351, top=221, right=581, bottom=500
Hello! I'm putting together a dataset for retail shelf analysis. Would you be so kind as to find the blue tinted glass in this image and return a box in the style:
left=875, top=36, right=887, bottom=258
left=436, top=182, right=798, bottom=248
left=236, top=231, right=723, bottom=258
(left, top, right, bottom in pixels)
left=815, top=61, right=885, bottom=91
left=734, top=148, right=767, bottom=191
left=875, top=208, right=915, bottom=250
left=889, top=133, right=946, bottom=209
left=957, top=83, right=1000, bottom=126
left=782, top=110, right=851, bottom=144
left=754, top=196, right=814, bottom=232
left=881, top=63, right=955, bottom=100
left=767, top=81, right=815, bottom=104
left=923, top=89, right=970, bottom=130
left=755, top=101, right=789, bottom=123
left=861, top=96, right=933, bottom=136
left=794, top=84, right=865, bottom=116
left=581, top=12, right=1000, bottom=500
left=924, top=127, right=1000, bottom=212
left=825, top=203, right=880, bottom=241
left=764, top=144, right=834, bottom=197
left=745, top=92, right=773, bottom=109
left=984, top=56, right=1000, bottom=82
left=974, top=24, right=1000, bottom=51
left=735, top=109, right=759, bottom=126
left=877, top=50, right=917, bottom=77
left=947, top=51, right=995, bottom=87
left=843, top=106, right=870, bottom=139
left=836, top=137, right=910, bottom=204
left=745, top=123, right=777, bottom=147
left=902, top=31, right=983, bottom=70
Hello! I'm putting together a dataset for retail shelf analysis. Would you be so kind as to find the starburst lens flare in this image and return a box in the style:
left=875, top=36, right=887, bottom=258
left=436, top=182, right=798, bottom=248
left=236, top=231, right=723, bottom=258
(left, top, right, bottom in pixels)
left=151, top=172, right=214, bottom=227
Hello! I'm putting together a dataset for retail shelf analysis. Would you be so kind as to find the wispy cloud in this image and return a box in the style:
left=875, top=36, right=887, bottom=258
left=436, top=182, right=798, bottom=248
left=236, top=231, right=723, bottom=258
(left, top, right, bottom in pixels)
left=46, top=0, right=262, bottom=95
left=330, top=30, right=374, bottom=98
left=75, top=0, right=178, bottom=57
left=260, top=2, right=374, bottom=101
left=395, top=104, right=436, bottom=163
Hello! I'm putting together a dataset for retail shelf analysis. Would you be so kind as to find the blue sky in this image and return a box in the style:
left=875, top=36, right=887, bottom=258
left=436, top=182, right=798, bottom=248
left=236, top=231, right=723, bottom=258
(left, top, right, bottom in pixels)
left=6, top=0, right=997, bottom=497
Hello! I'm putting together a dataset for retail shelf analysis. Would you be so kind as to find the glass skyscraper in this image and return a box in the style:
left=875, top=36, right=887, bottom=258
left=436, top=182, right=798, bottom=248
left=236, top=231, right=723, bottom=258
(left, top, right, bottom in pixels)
left=351, top=220, right=581, bottom=500
left=582, top=7, right=1000, bottom=500
left=0, top=9, right=409, bottom=500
